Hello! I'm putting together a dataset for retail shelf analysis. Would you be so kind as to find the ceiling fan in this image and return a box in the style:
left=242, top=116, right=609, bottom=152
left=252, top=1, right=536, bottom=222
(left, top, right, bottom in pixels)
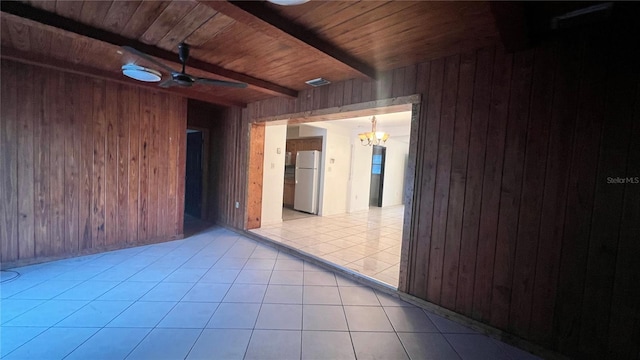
left=122, top=42, right=248, bottom=89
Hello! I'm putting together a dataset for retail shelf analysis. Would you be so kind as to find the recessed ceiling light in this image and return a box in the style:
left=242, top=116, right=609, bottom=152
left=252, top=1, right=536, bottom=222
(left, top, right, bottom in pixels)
left=121, top=64, right=161, bottom=82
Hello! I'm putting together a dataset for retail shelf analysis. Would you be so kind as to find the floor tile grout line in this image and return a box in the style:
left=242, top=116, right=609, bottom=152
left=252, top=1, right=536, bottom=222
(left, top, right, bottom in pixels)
left=239, top=252, right=278, bottom=360
left=88, top=234, right=244, bottom=360
left=0, top=298, right=48, bottom=325
left=181, top=320, right=210, bottom=360
left=61, top=233, right=242, bottom=359
left=440, top=332, right=466, bottom=360
left=3, top=296, right=112, bottom=358
left=251, top=206, right=404, bottom=288
left=0, top=325, right=49, bottom=358
left=380, top=302, right=416, bottom=360
left=4, top=232, right=198, bottom=358
left=240, top=257, right=270, bottom=360
left=335, top=280, right=359, bottom=359
left=3, top=225, right=506, bottom=360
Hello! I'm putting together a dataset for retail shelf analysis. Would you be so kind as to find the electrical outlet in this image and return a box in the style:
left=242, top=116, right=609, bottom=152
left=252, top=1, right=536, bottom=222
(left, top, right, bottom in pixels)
left=235, top=201, right=240, bottom=209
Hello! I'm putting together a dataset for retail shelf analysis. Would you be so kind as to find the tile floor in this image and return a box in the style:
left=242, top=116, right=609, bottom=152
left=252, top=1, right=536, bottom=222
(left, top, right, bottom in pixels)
left=0, top=227, right=540, bottom=360
left=253, top=206, right=405, bottom=287
left=281, top=207, right=315, bottom=222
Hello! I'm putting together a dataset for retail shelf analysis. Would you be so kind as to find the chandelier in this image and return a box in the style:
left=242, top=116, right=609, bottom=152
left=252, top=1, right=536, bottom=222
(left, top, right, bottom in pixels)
left=358, top=116, right=390, bottom=146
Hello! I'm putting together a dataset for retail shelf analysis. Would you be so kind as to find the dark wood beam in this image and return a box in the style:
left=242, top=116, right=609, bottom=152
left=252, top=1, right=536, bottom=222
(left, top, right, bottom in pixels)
left=490, top=2, right=531, bottom=53
left=1, top=46, right=246, bottom=108
left=0, top=0, right=297, bottom=98
left=201, top=0, right=378, bottom=80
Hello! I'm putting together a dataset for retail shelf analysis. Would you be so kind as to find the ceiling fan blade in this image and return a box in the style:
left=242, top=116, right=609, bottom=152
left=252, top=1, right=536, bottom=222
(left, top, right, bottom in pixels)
left=193, top=77, right=248, bottom=88
left=121, top=46, right=178, bottom=74
left=158, top=78, right=178, bottom=88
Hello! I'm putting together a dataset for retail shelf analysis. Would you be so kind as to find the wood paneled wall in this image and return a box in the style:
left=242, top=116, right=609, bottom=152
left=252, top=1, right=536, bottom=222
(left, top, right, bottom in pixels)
left=238, top=28, right=639, bottom=359
left=0, top=60, right=187, bottom=266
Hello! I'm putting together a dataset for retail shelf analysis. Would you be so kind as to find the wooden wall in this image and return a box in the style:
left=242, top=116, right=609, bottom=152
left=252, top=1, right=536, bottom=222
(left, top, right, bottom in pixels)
left=286, top=137, right=323, bottom=165
left=406, top=31, right=639, bottom=359
left=236, top=27, right=640, bottom=359
left=0, top=60, right=187, bottom=266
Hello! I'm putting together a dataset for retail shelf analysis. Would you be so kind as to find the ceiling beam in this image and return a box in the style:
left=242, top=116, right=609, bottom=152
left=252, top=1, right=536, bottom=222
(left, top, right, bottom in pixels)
left=201, top=0, right=378, bottom=80
left=0, top=0, right=297, bottom=98
left=1, top=46, right=246, bottom=108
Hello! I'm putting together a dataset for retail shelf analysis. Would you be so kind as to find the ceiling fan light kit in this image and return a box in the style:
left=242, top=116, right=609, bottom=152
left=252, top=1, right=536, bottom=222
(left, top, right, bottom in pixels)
left=121, top=43, right=248, bottom=89
left=267, top=0, right=310, bottom=6
left=121, top=64, right=162, bottom=82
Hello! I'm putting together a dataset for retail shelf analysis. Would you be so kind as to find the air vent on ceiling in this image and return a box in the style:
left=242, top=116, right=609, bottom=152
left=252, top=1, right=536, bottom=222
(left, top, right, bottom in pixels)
left=305, top=78, right=331, bottom=87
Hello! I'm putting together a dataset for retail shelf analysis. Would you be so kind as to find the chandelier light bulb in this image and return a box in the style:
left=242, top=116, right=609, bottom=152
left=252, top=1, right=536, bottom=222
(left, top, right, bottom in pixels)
left=358, top=116, right=390, bottom=146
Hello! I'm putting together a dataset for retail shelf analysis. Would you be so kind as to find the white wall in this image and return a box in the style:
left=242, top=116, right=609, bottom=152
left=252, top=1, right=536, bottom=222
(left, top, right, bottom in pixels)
left=298, top=124, right=326, bottom=138
left=281, top=115, right=410, bottom=217
left=381, top=138, right=409, bottom=207
left=261, top=125, right=287, bottom=225
left=321, top=131, right=351, bottom=216
left=302, top=123, right=351, bottom=216
left=348, top=141, right=373, bottom=213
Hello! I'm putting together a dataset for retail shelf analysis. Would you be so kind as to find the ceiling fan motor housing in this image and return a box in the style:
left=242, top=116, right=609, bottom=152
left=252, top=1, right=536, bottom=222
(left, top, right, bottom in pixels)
left=173, top=73, right=194, bottom=86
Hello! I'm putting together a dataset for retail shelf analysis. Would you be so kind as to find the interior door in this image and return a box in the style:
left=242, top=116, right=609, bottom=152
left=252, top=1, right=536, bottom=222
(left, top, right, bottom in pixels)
left=369, top=145, right=386, bottom=207
left=185, top=131, right=203, bottom=218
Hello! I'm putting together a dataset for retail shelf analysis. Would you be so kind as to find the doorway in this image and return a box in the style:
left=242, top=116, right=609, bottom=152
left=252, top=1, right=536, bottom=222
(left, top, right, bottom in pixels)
left=185, top=130, right=203, bottom=218
left=184, top=128, right=213, bottom=237
left=369, top=145, right=386, bottom=207
left=246, top=97, right=421, bottom=290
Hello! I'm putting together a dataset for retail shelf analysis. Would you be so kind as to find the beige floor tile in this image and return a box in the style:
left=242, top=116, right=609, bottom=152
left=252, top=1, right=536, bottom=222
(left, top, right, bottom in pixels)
left=375, top=273, right=399, bottom=286
left=368, top=251, right=401, bottom=264
left=251, top=206, right=404, bottom=288
left=348, top=258, right=394, bottom=273
left=326, top=250, right=366, bottom=263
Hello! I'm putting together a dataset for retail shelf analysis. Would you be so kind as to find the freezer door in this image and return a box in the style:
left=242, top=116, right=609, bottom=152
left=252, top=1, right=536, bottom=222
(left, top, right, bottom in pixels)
left=294, top=168, right=318, bottom=214
left=296, top=150, right=319, bottom=169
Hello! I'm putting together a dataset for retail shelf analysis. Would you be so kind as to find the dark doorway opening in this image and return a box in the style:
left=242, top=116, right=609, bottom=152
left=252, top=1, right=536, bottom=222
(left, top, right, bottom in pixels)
left=369, top=145, right=386, bottom=207
left=185, top=130, right=204, bottom=218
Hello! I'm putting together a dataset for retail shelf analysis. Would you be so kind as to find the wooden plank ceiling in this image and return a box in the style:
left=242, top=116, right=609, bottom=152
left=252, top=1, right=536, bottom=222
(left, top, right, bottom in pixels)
left=0, top=0, right=502, bottom=107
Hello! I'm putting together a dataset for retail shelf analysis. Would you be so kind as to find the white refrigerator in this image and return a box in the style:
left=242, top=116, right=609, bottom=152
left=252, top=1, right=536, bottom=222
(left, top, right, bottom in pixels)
left=294, top=150, right=321, bottom=214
